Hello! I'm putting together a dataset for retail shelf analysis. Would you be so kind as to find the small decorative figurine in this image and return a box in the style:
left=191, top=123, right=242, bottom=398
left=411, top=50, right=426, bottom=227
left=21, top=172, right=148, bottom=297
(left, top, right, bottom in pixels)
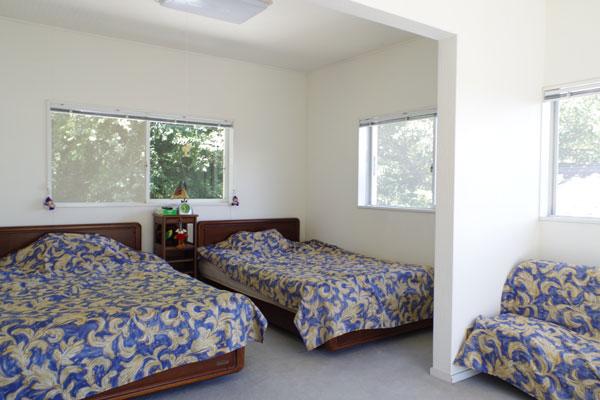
left=175, top=225, right=188, bottom=249
left=172, top=181, right=190, bottom=199
left=172, top=181, right=193, bottom=215
left=44, top=196, right=56, bottom=211
left=231, top=195, right=240, bottom=207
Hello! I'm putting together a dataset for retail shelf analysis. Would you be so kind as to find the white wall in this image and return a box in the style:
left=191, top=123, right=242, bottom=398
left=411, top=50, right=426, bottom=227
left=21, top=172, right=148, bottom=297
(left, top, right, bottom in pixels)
left=1, top=0, right=551, bottom=384
left=540, top=0, right=600, bottom=266
left=0, top=18, right=308, bottom=251
left=545, top=0, right=600, bottom=86
left=306, top=38, right=437, bottom=265
left=313, top=0, right=546, bottom=382
left=539, top=221, right=600, bottom=265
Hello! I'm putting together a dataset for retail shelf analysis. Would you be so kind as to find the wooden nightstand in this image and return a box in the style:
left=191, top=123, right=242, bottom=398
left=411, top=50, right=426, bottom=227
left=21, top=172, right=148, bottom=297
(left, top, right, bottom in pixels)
left=153, top=214, right=198, bottom=278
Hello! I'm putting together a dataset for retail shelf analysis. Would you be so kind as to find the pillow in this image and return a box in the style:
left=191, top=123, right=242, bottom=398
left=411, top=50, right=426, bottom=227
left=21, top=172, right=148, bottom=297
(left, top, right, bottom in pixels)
left=0, top=233, right=131, bottom=275
left=228, top=229, right=291, bottom=255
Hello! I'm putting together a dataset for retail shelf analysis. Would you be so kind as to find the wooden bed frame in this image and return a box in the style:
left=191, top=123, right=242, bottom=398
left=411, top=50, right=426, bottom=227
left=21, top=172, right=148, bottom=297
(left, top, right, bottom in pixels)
left=0, top=223, right=245, bottom=399
left=197, top=218, right=433, bottom=352
left=0, top=223, right=143, bottom=258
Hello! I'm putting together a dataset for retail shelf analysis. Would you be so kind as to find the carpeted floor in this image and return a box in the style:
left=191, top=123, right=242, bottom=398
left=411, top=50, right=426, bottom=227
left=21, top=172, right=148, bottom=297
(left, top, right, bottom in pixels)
left=145, top=327, right=528, bottom=400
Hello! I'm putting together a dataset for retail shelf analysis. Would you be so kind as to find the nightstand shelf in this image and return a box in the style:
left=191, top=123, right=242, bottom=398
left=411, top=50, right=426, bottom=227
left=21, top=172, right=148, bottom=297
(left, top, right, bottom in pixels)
left=169, top=258, right=195, bottom=263
left=153, top=214, right=197, bottom=278
left=165, top=244, right=195, bottom=251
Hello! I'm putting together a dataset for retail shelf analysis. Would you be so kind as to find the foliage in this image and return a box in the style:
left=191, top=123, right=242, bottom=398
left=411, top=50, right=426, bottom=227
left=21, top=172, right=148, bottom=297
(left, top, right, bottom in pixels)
left=150, top=122, right=224, bottom=199
left=51, top=112, right=146, bottom=202
left=558, top=94, right=600, bottom=178
left=376, top=118, right=434, bottom=208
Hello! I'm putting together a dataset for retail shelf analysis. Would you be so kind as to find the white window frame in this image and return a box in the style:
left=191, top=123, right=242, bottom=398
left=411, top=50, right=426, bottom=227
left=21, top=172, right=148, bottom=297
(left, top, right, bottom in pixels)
left=541, top=82, right=600, bottom=222
left=357, top=108, right=437, bottom=213
left=47, top=101, right=234, bottom=207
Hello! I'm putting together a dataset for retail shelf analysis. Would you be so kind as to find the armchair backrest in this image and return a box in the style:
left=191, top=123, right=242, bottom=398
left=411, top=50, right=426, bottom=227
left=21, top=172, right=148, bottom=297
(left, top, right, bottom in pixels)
left=501, top=260, right=599, bottom=339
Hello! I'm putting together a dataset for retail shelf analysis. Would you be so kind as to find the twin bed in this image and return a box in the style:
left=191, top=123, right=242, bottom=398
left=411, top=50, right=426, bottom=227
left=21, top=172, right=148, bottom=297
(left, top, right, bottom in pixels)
left=0, top=219, right=433, bottom=399
left=196, top=219, right=434, bottom=351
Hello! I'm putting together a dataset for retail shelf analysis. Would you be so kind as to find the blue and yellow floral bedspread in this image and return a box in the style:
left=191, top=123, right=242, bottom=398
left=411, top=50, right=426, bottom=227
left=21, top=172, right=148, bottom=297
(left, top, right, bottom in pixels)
left=455, top=260, right=600, bottom=400
left=198, top=229, right=433, bottom=350
left=0, top=233, right=266, bottom=400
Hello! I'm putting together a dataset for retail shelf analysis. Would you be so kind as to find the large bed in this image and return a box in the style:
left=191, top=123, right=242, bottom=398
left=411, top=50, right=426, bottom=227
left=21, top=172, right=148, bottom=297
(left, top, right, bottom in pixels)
left=197, top=218, right=433, bottom=351
left=0, top=223, right=267, bottom=400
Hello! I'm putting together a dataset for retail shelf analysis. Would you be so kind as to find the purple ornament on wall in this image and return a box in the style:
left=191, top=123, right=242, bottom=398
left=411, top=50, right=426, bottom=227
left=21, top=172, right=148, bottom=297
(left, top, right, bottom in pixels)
left=44, top=196, right=56, bottom=210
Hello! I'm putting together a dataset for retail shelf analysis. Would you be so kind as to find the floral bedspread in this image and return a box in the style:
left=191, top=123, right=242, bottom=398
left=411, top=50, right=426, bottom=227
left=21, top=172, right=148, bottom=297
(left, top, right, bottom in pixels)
left=198, top=229, right=433, bottom=350
left=0, top=233, right=266, bottom=400
left=455, top=260, right=600, bottom=400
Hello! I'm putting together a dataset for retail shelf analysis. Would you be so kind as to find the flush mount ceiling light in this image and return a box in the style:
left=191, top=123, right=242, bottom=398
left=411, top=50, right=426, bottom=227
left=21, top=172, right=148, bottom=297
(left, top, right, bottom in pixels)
left=158, top=0, right=273, bottom=24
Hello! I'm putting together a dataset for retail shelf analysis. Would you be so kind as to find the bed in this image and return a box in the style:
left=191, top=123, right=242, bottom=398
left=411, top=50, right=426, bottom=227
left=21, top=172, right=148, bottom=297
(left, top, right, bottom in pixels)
left=0, top=223, right=267, bottom=400
left=197, top=218, right=433, bottom=351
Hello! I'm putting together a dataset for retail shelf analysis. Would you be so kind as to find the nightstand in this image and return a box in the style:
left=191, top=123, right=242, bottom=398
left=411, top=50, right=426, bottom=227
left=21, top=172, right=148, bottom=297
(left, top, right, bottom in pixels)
left=153, top=214, right=198, bottom=278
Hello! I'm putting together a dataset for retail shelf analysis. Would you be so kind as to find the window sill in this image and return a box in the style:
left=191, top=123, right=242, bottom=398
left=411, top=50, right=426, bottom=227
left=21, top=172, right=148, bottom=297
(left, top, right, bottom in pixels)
left=149, top=199, right=230, bottom=207
left=55, top=200, right=230, bottom=208
left=55, top=202, right=155, bottom=208
left=540, top=216, right=600, bottom=225
left=357, top=205, right=435, bottom=214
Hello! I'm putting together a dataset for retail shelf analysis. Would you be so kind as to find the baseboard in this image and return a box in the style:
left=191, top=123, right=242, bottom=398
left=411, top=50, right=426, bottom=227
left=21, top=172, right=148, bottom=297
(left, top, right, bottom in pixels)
left=429, top=366, right=479, bottom=383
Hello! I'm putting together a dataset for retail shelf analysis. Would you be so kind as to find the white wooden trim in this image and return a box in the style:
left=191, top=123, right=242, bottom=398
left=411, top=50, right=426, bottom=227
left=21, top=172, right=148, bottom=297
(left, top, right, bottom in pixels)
left=540, top=216, right=600, bottom=225
left=45, top=100, right=53, bottom=197
left=357, top=205, right=435, bottom=213
left=359, top=106, right=437, bottom=126
left=48, top=100, right=233, bottom=127
left=145, top=121, right=151, bottom=204
left=429, top=367, right=479, bottom=383
left=55, top=199, right=229, bottom=208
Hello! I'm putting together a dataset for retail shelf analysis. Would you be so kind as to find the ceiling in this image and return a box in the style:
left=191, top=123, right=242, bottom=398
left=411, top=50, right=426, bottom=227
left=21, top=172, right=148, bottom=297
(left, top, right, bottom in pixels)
left=0, top=0, right=416, bottom=71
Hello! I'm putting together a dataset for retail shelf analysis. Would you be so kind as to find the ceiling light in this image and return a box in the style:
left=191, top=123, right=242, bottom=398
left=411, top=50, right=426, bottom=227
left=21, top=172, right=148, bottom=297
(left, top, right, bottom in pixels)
left=158, top=0, right=273, bottom=24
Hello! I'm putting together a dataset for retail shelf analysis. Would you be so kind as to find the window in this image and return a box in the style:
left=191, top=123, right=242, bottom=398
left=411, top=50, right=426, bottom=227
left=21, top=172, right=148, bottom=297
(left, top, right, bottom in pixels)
left=544, top=84, right=600, bottom=218
left=49, top=104, right=232, bottom=204
left=149, top=122, right=226, bottom=200
left=358, top=110, right=436, bottom=210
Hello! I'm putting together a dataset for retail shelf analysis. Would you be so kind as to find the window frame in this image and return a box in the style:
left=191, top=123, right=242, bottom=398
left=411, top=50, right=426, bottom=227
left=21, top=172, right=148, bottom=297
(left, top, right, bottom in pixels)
left=542, top=82, right=600, bottom=221
left=357, top=108, right=438, bottom=213
left=46, top=101, right=233, bottom=207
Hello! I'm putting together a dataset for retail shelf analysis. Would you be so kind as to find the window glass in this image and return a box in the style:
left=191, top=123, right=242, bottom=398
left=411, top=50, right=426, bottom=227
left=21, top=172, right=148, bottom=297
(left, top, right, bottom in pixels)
left=149, top=122, right=225, bottom=199
left=358, top=112, right=436, bottom=210
left=554, top=93, right=600, bottom=218
left=375, top=117, right=435, bottom=208
left=51, top=111, right=146, bottom=202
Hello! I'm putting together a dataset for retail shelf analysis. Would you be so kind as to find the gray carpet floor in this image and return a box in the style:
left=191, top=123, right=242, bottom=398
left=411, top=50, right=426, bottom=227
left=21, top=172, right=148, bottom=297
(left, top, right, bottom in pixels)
left=145, top=327, right=529, bottom=400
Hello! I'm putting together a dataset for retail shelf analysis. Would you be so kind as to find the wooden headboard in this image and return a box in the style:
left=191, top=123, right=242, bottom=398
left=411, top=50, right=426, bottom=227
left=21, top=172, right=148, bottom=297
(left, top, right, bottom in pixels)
left=197, top=218, right=300, bottom=246
left=0, top=223, right=142, bottom=258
